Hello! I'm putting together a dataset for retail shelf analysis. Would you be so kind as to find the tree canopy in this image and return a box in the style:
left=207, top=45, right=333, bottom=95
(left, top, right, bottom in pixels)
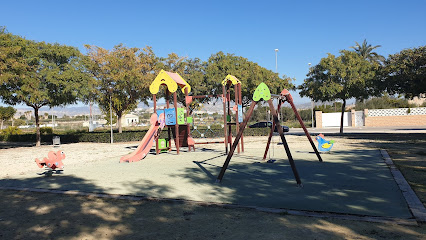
left=204, top=51, right=294, bottom=106
left=355, top=95, right=417, bottom=110
left=0, top=27, right=31, bottom=100
left=154, top=52, right=294, bottom=110
left=350, top=39, right=385, bottom=63
left=299, top=50, right=378, bottom=133
left=0, top=29, right=90, bottom=146
left=378, top=46, right=426, bottom=99
left=0, top=106, right=16, bottom=129
left=85, top=44, right=157, bottom=133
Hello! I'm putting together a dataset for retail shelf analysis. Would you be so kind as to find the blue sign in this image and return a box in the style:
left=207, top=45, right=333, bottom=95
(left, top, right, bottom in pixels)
left=238, top=105, right=243, bottom=123
left=165, top=108, right=176, bottom=125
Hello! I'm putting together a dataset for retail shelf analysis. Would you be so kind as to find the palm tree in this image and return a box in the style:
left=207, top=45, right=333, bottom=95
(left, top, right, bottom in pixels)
left=351, top=39, right=386, bottom=63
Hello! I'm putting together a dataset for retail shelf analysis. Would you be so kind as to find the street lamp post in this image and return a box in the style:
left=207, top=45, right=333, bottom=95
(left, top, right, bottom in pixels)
left=274, top=49, right=279, bottom=73
left=308, top=63, right=314, bottom=128
left=89, top=101, right=93, bottom=132
left=275, top=48, right=280, bottom=120
left=109, top=87, right=114, bottom=144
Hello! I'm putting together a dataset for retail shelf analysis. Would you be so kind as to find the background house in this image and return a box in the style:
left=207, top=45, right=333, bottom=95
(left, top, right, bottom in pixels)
left=122, top=114, right=139, bottom=127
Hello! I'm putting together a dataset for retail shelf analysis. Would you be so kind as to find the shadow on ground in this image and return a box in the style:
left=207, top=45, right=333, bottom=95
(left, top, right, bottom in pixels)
left=1, top=186, right=425, bottom=239
left=341, top=133, right=426, bottom=206
left=172, top=148, right=412, bottom=218
left=0, top=142, right=35, bottom=149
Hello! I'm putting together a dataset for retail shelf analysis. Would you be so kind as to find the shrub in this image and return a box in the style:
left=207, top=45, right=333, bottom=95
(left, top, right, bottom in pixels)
left=0, top=126, right=23, bottom=141
left=1, top=124, right=307, bottom=144
left=355, top=96, right=418, bottom=110
left=40, top=127, right=53, bottom=135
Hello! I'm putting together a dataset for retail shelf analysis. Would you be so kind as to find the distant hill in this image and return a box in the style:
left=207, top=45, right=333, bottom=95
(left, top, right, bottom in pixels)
left=15, top=106, right=102, bottom=118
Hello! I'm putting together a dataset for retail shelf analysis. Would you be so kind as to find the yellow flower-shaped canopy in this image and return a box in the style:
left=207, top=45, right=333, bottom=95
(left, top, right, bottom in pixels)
left=221, top=74, right=241, bottom=86
left=150, top=70, right=191, bottom=94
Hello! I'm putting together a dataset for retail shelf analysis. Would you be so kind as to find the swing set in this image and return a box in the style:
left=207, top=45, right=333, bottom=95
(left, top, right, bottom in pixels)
left=216, top=82, right=323, bottom=186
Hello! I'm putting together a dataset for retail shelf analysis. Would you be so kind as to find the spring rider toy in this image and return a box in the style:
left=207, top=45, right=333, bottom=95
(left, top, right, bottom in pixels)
left=35, top=150, right=66, bottom=175
left=315, top=134, right=335, bottom=152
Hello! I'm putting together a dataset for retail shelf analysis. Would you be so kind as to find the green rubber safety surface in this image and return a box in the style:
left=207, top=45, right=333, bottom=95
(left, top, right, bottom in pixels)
left=1, top=143, right=412, bottom=219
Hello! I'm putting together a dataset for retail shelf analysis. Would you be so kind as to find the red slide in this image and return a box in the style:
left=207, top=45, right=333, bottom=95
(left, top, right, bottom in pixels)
left=120, top=114, right=162, bottom=163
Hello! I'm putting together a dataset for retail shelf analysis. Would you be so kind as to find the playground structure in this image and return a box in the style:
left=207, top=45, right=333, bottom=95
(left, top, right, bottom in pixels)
left=222, top=75, right=244, bottom=154
left=121, top=70, right=244, bottom=162
left=120, top=113, right=166, bottom=162
left=185, top=74, right=244, bottom=153
left=216, top=83, right=323, bottom=186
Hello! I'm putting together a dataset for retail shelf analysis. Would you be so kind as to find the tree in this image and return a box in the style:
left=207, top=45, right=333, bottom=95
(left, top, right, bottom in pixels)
left=0, top=27, right=30, bottom=100
left=379, top=46, right=426, bottom=99
left=0, top=29, right=90, bottom=146
left=299, top=50, right=378, bottom=133
left=351, top=39, right=385, bottom=63
left=85, top=44, right=157, bottom=133
left=280, top=107, right=296, bottom=122
left=0, top=106, right=16, bottom=129
left=355, top=95, right=416, bottom=110
left=155, top=53, right=205, bottom=109
left=157, top=52, right=187, bottom=73
left=314, top=102, right=344, bottom=113
left=158, top=54, right=209, bottom=96
left=205, top=52, right=295, bottom=107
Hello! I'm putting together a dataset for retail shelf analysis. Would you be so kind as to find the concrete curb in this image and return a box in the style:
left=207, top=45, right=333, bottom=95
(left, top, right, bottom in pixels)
left=380, top=149, right=426, bottom=223
left=0, top=186, right=418, bottom=226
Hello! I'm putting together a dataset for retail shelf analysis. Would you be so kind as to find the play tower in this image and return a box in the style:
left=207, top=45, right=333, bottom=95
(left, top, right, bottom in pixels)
left=149, top=69, right=193, bottom=155
left=120, top=70, right=245, bottom=162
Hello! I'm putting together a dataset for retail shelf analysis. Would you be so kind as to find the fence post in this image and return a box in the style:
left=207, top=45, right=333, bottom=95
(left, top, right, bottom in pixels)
left=364, top=109, right=369, bottom=126
left=351, top=109, right=356, bottom=127
left=315, top=111, right=322, bottom=128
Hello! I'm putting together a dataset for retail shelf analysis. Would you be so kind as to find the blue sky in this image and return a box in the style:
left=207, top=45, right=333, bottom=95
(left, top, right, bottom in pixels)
left=1, top=0, right=426, bottom=107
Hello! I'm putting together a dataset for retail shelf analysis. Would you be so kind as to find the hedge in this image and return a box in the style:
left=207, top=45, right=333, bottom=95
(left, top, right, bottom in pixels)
left=0, top=127, right=275, bottom=144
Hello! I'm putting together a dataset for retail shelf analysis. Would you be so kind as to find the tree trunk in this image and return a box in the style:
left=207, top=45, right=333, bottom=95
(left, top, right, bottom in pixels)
left=117, top=112, right=122, bottom=133
left=1, top=120, right=3, bottom=130
left=339, top=99, right=346, bottom=134
left=34, top=107, right=41, bottom=147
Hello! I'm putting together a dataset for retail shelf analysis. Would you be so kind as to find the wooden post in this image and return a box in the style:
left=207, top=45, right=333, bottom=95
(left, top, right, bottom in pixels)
left=285, top=95, right=322, bottom=162
left=238, top=83, right=244, bottom=152
left=235, top=84, right=240, bottom=154
left=173, top=92, right=180, bottom=154
left=185, top=88, right=191, bottom=151
left=166, top=89, right=172, bottom=153
left=222, top=85, right=228, bottom=154
left=153, top=94, right=159, bottom=155
left=227, top=86, right=232, bottom=150
left=217, top=101, right=257, bottom=183
left=263, top=121, right=275, bottom=160
left=268, top=99, right=302, bottom=186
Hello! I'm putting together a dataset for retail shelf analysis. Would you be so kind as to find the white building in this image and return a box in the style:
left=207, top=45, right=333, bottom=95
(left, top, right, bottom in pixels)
left=122, top=114, right=139, bottom=127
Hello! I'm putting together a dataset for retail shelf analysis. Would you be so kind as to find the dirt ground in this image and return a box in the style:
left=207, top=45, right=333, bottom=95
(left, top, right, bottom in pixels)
left=1, top=135, right=426, bottom=239
left=0, top=189, right=425, bottom=240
